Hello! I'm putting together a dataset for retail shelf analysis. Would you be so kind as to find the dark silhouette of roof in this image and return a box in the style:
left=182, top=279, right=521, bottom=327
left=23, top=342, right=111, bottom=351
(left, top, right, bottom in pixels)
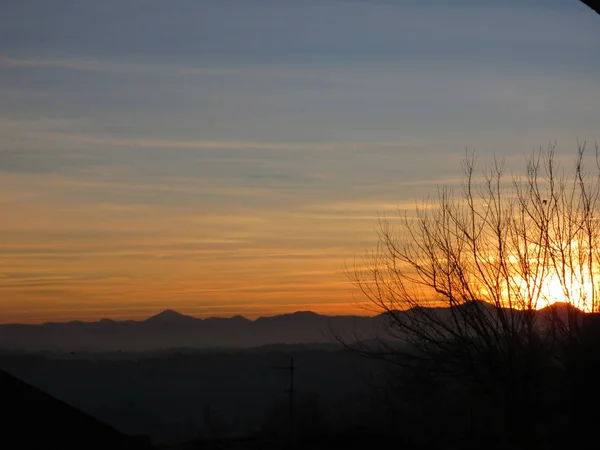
left=0, top=368, right=152, bottom=449
left=580, top=0, right=600, bottom=16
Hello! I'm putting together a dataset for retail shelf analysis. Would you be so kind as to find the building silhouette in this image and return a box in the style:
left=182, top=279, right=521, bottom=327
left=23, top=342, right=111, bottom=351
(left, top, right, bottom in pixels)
left=0, top=368, right=151, bottom=449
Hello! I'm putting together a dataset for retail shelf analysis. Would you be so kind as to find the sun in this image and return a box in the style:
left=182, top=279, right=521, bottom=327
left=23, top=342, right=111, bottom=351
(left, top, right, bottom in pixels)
left=533, top=271, right=597, bottom=312
left=504, top=259, right=599, bottom=313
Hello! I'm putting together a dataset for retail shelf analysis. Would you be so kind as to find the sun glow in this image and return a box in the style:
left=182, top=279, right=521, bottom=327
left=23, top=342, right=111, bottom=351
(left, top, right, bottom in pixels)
left=531, top=271, right=596, bottom=312
left=504, top=246, right=600, bottom=313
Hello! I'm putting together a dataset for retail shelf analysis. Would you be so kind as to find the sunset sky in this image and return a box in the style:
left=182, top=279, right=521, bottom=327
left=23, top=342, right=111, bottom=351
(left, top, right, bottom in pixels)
left=1, top=0, right=599, bottom=323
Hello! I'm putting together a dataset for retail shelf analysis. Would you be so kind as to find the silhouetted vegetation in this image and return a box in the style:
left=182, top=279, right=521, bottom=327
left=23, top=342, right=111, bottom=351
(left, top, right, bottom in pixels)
left=346, top=145, right=600, bottom=449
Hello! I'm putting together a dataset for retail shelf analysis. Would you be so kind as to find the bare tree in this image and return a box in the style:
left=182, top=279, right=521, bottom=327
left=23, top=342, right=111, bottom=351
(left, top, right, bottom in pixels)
left=348, top=143, right=600, bottom=448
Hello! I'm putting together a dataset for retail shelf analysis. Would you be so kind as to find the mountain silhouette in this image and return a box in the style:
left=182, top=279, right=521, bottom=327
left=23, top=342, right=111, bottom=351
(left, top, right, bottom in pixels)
left=144, top=309, right=196, bottom=324
left=0, top=304, right=586, bottom=352
left=0, top=310, right=377, bottom=352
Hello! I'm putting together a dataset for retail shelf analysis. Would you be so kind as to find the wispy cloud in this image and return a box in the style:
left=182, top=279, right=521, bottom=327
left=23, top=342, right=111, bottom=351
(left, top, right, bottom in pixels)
left=0, top=56, right=146, bottom=73
left=11, top=129, right=426, bottom=153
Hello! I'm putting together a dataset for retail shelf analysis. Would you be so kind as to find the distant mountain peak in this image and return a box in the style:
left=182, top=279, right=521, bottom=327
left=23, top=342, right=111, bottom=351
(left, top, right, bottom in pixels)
left=145, top=309, right=192, bottom=323
left=292, top=310, right=319, bottom=316
left=255, top=310, right=324, bottom=323
left=230, top=315, right=250, bottom=322
left=538, top=301, right=583, bottom=315
left=542, top=301, right=580, bottom=310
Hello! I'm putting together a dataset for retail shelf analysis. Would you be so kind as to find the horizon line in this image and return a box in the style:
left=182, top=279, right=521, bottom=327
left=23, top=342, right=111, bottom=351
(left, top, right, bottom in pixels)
left=0, top=301, right=587, bottom=326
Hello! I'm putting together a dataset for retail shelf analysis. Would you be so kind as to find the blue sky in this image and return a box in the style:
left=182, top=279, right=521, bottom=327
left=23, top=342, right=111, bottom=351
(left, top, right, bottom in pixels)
left=1, top=0, right=599, bottom=322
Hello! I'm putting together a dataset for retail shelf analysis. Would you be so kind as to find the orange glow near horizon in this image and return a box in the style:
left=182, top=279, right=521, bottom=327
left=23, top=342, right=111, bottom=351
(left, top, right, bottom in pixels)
left=5, top=171, right=600, bottom=323
left=0, top=252, right=368, bottom=324
left=6, top=189, right=600, bottom=323
left=0, top=162, right=407, bottom=324
left=498, top=241, right=600, bottom=313
left=510, top=267, right=598, bottom=313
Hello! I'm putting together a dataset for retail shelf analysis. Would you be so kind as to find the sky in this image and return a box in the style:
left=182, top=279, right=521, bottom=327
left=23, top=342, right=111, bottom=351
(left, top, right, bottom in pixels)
left=1, top=0, right=599, bottom=323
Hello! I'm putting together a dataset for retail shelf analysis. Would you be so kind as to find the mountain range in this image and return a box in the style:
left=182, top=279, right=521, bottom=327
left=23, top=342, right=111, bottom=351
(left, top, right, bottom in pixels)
left=0, top=302, right=585, bottom=352
left=0, top=310, right=381, bottom=352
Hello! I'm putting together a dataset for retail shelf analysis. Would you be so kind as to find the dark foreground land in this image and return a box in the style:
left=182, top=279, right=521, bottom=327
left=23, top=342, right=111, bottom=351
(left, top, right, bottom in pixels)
left=0, top=343, right=385, bottom=446
left=4, top=333, right=600, bottom=450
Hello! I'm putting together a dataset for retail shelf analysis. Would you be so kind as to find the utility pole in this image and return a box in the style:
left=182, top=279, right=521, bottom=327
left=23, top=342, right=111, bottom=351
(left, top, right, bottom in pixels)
left=272, top=353, right=295, bottom=446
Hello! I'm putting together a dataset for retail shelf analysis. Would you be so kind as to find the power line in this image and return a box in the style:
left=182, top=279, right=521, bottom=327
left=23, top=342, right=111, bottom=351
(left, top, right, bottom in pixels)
left=271, top=354, right=295, bottom=444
